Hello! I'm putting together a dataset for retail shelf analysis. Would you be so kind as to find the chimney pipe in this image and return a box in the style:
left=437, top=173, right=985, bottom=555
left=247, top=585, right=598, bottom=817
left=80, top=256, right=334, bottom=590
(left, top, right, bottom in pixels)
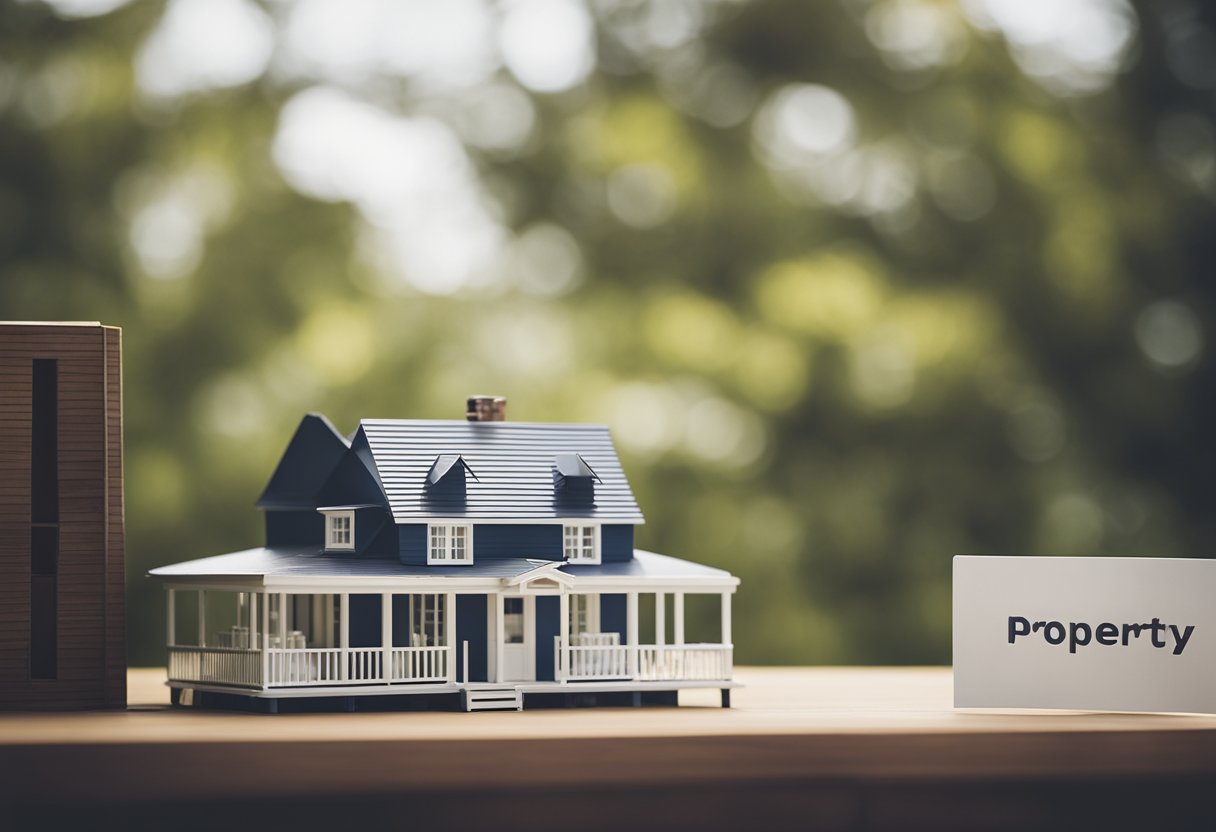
left=466, top=395, right=507, bottom=422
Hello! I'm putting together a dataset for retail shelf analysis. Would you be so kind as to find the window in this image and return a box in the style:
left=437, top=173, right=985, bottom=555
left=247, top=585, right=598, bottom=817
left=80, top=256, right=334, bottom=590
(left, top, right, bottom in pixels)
left=563, top=524, right=600, bottom=564
left=325, top=511, right=354, bottom=550
left=570, top=593, right=600, bottom=635
left=429, top=524, right=472, bottom=564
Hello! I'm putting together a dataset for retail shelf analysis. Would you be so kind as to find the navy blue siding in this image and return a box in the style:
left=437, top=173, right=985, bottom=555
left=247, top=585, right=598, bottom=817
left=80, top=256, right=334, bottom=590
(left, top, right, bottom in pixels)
left=264, top=510, right=323, bottom=547
left=391, top=595, right=411, bottom=647
left=535, top=596, right=560, bottom=682
left=348, top=594, right=382, bottom=648
left=399, top=523, right=565, bottom=564
left=398, top=524, right=427, bottom=565
left=475, top=524, right=561, bottom=560
left=456, top=594, right=489, bottom=682
left=601, top=525, right=634, bottom=562
left=600, top=593, right=626, bottom=638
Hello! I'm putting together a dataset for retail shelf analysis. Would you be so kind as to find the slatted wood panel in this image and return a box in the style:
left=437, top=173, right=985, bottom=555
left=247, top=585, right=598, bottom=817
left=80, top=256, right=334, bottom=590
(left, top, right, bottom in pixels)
left=0, top=323, right=125, bottom=709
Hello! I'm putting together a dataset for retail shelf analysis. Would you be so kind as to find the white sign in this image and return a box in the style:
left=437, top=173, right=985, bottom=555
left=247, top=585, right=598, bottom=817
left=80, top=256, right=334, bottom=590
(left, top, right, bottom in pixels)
left=953, top=555, right=1216, bottom=714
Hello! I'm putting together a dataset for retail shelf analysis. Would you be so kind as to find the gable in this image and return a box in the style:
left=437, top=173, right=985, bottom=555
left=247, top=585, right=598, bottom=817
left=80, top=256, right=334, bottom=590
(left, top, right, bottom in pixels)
left=316, top=429, right=390, bottom=509
left=257, top=413, right=350, bottom=509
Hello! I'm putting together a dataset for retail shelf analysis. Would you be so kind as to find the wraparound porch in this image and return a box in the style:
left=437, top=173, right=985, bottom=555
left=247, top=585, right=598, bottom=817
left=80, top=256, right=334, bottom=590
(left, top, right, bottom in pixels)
left=162, top=583, right=735, bottom=695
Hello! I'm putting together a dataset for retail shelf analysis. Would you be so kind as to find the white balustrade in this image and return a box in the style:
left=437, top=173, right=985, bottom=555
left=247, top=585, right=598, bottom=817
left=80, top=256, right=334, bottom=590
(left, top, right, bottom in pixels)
left=168, top=646, right=262, bottom=688
left=389, top=646, right=448, bottom=682
left=556, top=640, right=733, bottom=682
left=636, top=644, right=733, bottom=681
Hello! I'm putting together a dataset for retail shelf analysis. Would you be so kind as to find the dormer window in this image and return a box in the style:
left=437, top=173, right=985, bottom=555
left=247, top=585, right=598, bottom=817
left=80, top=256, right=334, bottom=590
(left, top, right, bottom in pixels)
left=429, top=523, right=473, bottom=564
left=324, top=510, right=354, bottom=551
left=563, top=523, right=600, bottom=564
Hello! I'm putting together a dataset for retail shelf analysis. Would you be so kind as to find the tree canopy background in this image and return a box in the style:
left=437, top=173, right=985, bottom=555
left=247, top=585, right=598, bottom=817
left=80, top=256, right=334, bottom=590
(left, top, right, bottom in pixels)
left=2, top=0, right=1213, bottom=666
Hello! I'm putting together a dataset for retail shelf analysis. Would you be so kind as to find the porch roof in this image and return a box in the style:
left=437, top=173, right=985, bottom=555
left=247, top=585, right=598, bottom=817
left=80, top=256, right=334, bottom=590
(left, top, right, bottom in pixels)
left=148, top=548, right=737, bottom=588
left=148, top=547, right=549, bottom=580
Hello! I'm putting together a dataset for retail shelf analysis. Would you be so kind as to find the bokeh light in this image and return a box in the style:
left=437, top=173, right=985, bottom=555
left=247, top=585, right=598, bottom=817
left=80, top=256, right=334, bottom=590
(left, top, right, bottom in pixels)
left=4, top=0, right=1214, bottom=669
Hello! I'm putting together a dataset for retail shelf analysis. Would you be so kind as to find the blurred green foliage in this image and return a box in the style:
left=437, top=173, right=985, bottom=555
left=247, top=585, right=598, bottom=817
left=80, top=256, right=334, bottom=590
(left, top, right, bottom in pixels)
left=2, top=0, right=1214, bottom=667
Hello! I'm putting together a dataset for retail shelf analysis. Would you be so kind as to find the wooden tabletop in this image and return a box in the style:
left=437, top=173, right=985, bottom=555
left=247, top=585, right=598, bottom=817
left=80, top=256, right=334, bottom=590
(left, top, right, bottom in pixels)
left=2, top=667, right=1214, bottom=831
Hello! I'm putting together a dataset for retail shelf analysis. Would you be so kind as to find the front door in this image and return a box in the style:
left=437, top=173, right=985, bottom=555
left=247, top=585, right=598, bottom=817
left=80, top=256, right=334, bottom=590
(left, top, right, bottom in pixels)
left=500, top=596, right=534, bottom=682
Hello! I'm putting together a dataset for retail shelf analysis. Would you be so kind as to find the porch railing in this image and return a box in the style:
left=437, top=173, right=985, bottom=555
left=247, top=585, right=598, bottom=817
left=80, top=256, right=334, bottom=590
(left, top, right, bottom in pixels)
left=390, top=646, right=448, bottom=682
left=169, top=646, right=454, bottom=688
left=561, top=642, right=630, bottom=680
left=168, top=646, right=262, bottom=688
left=555, top=639, right=733, bottom=683
left=636, top=645, right=732, bottom=681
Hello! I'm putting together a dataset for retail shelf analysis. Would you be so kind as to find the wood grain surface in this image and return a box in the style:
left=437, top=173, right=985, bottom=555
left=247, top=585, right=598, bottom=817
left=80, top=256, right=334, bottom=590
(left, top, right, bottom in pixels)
left=1, top=667, right=1213, bottom=831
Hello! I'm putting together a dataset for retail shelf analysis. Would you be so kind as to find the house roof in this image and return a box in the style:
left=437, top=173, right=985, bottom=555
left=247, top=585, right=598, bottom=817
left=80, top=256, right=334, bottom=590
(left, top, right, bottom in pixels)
left=257, top=414, right=351, bottom=510
left=148, top=547, right=554, bottom=580
left=359, top=419, right=645, bottom=524
left=147, top=548, right=736, bottom=588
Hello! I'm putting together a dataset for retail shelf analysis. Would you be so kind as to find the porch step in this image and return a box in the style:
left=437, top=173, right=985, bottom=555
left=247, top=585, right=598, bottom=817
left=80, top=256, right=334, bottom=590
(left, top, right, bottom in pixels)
left=464, top=686, right=523, bottom=712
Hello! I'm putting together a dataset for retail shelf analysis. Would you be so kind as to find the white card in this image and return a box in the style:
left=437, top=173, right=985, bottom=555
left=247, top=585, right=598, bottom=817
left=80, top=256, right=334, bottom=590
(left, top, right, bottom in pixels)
left=953, top=555, right=1216, bottom=714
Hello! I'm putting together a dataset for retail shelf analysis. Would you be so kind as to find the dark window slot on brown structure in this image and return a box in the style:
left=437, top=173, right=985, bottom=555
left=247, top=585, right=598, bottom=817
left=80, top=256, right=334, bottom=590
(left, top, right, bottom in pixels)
left=30, top=358, right=58, bottom=680
left=30, top=575, right=57, bottom=679
left=31, top=526, right=58, bottom=576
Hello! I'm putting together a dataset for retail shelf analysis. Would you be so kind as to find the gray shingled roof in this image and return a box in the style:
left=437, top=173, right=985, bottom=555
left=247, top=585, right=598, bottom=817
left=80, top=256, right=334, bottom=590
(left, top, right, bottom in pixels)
left=360, top=420, right=645, bottom=524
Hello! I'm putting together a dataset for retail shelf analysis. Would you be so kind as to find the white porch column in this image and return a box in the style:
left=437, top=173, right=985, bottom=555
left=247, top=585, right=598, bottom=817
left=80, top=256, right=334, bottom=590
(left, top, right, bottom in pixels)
left=198, top=589, right=205, bottom=647
left=721, top=592, right=732, bottom=644
left=557, top=591, right=569, bottom=683
left=673, top=592, right=685, bottom=645
left=261, top=590, right=269, bottom=688
left=382, top=592, right=393, bottom=683
left=339, top=592, right=350, bottom=681
left=494, top=594, right=505, bottom=684
left=444, top=592, right=456, bottom=683
left=278, top=592, right=287, bottom=647
left=166, top=589, right=175, bottom=647
left=626, top=591, right=638, bottom=678
left=655, top=592, right=666, bottom=651
left=249, top=592, right=258, bottom=649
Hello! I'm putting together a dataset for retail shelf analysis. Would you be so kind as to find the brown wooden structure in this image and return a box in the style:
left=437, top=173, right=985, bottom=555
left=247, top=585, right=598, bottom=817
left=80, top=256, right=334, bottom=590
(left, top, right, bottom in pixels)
left=0, top=322, right=125, bottom=709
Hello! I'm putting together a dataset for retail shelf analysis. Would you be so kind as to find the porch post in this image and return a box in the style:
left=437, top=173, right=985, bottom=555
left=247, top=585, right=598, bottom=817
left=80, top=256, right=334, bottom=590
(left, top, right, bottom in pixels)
left=626, top=591, right=638, bottom=678
left=494, top=593, right=505, bottom=684
left=655, top=592, right=666, bottom=654
left=445, top=592, right=456, bottom=683
left=250, top=591, right=258, bottom=649
left=382, top=592, right=393, bottom=683
left=261, top=590, right=269, bottom=688
left=166, top=589, right=175, bottom=647
left=673, top=592, right=685, bottom=645
left=721, top=592, right=732, bottom=644
left=198, top=589, right=205, bottom=647
left=558, top=591, right=569, bottom=683
left=278, top=592, right=287, bottom=646
left=339, top=592, right=350, bottom=681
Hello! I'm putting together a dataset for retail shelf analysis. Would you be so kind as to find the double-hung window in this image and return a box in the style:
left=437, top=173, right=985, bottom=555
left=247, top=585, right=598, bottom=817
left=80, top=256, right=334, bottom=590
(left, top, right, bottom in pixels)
left=429, top=524, right=473, bottom=564
left=324, top=511, right=354, bottom=551
left=563, top=523, right=600, bottom=564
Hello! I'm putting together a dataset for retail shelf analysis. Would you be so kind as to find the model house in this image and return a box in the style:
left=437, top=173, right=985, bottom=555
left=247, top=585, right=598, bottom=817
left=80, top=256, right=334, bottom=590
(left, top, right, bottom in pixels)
left=0, top=322, right=126, bottom=711
left=150, top=397, right=739, bottom=711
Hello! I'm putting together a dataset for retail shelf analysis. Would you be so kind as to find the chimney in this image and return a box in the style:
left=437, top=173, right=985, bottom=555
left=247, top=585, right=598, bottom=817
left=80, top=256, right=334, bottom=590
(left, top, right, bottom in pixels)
left=466, top=395, right=507, bottom=422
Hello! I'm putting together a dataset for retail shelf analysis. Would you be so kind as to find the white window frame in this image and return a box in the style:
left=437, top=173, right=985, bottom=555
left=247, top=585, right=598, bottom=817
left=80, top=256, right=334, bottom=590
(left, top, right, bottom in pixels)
left=428, top=523, right=473, bottom=565
left=323, top=510, right=355, bottom=551
left=563, top=523, right=600, bottom=564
